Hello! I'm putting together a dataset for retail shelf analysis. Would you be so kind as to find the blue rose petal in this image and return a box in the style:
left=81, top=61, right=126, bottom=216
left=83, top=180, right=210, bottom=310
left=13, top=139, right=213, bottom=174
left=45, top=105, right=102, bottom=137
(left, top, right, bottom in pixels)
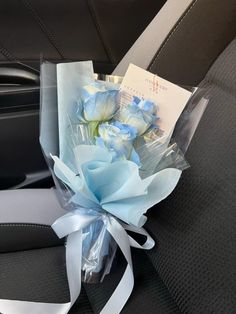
left=96, top=121, right=140, bottom=165
left=117, top=96, right=158, bottom=135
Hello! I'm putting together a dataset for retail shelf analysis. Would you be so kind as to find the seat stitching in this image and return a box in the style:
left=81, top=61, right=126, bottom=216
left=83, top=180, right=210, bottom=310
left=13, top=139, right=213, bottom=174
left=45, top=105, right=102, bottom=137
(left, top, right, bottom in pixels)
left=149, top=0, right=199, bottom=71
left=86, top=0, right=114, bottom=64
left=0, top=41, right=16, bottom=61
left=144, top=251, right=182, bottom=313
left=20, top=0, right=64, bottom=59
left=203, top=76, right=236, bottom=98
left=0, top=223, right=51, bottom=229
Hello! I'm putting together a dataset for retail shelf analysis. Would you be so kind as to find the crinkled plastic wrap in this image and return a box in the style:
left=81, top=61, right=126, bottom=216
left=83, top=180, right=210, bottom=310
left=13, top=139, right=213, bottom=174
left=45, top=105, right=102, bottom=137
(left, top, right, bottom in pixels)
left=39, top=62, right=118, bottom=283
left=135, top=86, right=209, bottom=177
left=39, top=61, right=209, bottom=283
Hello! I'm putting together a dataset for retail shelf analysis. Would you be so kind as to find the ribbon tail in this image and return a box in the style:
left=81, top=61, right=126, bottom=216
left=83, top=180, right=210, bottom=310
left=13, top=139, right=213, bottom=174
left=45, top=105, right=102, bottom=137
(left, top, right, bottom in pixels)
left=65, top=230, right=83, bottom=309
left=100, top=217, right=134, bottom=314
left=0, top=300, right=71, bottom=314
left=122, top=223, right=155, bottom=250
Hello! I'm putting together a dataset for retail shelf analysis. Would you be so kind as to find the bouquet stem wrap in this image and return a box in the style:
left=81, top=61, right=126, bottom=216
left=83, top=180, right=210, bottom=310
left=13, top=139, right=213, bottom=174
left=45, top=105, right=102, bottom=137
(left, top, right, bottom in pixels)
left=53, top=210, right=155, bottom=314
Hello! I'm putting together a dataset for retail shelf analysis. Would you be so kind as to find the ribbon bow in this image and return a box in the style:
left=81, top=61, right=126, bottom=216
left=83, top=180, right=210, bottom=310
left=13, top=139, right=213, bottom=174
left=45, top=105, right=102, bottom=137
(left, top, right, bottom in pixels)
left=52, top=209, right=155, bottom=314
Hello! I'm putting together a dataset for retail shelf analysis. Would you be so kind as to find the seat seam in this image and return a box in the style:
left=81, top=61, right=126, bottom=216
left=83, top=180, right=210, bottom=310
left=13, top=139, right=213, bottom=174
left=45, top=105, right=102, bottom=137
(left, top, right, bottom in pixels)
left=86, top=0, right=114, bottom=64
left=20, top=0, right=64, bottom=59
left=144, top=245, right=182, bottom=313
left=78, top=287, right=94, bottom=314
left=203, top=77, right=236, bottom=98
left=0, top=41, right=16, bottom=61
left=149, top=0, right=199, bottom=71
left=0, top=223, right=51, bottom=229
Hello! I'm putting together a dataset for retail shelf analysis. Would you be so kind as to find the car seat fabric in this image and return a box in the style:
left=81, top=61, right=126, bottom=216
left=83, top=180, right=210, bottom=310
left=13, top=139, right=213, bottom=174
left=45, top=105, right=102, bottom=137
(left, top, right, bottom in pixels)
left=145, top=37, right=236, bottom=313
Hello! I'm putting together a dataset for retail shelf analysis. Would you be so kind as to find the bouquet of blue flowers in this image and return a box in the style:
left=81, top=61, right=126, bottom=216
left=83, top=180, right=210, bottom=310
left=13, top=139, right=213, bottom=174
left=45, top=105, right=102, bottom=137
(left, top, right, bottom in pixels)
left=40, top=61, right=208, bottom=313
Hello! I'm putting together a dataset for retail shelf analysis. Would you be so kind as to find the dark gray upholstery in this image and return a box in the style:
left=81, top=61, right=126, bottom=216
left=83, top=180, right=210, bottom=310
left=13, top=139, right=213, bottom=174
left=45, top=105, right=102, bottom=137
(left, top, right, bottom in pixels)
left=0, top=246, right=69, bottom=303
left=0, top=224, right=63, bottom=253
left=83, top=250, right=180, bottom=314
left=0, top=0, right=165, bottom=71
left=149, top=0, right=236, bottom=86
left=146, top=38, right=236, bottom=313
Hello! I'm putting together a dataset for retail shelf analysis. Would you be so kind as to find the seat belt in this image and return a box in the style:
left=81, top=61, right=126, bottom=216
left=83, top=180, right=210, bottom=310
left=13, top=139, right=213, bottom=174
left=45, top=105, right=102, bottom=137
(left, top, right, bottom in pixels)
left=113, top=0, right=195, bottom=76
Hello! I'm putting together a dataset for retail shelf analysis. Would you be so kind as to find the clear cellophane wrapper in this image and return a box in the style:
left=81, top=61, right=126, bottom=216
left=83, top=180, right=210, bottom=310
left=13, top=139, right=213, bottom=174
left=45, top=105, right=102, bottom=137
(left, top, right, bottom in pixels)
left=39, top=61, right=208, bottom=283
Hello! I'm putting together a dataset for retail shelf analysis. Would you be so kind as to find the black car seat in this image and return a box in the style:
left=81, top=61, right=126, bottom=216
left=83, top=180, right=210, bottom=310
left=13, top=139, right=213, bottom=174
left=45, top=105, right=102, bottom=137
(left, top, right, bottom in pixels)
left=0, top=0, right=166, bottom=72
left=0, top=0, right=166, bottom=189
left=0, top=0, right=236, bottom=313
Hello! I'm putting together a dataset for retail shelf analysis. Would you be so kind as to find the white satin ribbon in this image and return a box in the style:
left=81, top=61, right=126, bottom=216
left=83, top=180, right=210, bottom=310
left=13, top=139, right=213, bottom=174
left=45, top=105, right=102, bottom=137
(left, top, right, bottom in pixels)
left=52, top=210, right=155, bottom=314
left=0, top=210, right=154, bottom=314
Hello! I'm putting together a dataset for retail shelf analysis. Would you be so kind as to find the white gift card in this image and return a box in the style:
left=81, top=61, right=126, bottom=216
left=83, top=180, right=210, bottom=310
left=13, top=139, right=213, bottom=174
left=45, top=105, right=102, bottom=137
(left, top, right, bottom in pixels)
left=120, top=64, right=192, bottom=138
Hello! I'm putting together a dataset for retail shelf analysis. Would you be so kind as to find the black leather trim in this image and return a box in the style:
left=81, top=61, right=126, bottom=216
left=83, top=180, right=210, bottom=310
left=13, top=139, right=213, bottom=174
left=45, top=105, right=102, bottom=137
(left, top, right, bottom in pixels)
left=0, top=223, right=63, bottom=253
left=87, top=0, right=113, bottom=63
left=21, top=0, right=64, bottom=59
left=89, top=0, right=167, bottom=64
left=0, top=246, right=71, bottom=303
left=0, top=0, right=109, bottom=62
left=149, top=0, right=236, bottom=85
left=0, top=41, right=15, bottom=61
left=0, top=0, right=165, bottom=67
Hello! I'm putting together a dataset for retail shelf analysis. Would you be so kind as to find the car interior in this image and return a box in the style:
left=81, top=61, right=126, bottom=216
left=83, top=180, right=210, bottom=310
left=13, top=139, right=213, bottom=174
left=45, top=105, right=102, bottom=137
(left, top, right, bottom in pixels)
left=0, top=0, right=235, bottom=313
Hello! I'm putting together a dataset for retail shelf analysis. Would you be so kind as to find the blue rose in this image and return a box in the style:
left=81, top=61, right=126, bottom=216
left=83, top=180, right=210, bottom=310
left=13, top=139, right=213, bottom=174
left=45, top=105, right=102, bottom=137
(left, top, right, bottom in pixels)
left=77, top=82, right=119, bottom=123
left=96, top=121, right=140, bottom=165
left=117, top=96, right=158, bottom=135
